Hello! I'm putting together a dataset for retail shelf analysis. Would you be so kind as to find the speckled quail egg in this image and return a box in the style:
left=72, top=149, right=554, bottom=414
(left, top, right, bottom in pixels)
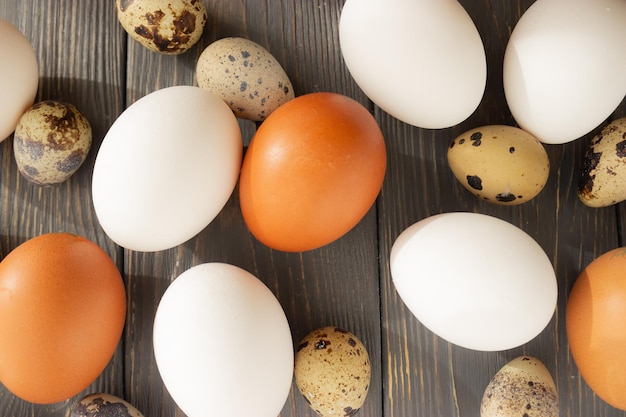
left=116, top=0, right=206, bottom=54
left=447, top=125, right=549, bottom=205
left=196, top=37, right=295, bottom=121
left=70, top=393, right=144, bottom=417
left=481, top=356, right=558, bottom=417
left=578, top=117, right=626, bottom=207
left=13, top=100, right=91, bottom=185
left=294, top=326, right=371, bottom=417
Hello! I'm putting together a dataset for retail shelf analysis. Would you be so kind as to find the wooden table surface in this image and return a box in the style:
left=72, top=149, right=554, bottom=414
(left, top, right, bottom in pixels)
left=1, top=1, right=625, bottom=416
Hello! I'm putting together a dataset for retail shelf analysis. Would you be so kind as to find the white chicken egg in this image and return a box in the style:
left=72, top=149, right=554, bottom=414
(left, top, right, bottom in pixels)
left=503, top=0, right=626, bottom=144
left=339, top=0, right=486, bottom=129
left=153, top=263, right=293, bottom=417
left=390, top=212, right=557, bottom=351
left=92, top=86, right=242, bottom=252
left=0, top=18, right=38, bottom=141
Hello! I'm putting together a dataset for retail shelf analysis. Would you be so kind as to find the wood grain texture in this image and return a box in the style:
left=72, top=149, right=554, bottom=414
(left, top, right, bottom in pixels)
left=0, top=1, right=625, bottom=417
left=0, top=1, right=126, bottom=416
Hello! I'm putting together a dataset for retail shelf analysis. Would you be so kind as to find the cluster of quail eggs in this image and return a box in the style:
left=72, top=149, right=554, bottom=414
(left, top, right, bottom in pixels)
left=446, top=118, right=626, bottom=208
left=117, top=0, right=294, bottom=123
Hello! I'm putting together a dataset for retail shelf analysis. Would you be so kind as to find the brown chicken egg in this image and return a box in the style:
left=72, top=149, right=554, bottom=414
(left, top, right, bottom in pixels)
left=566, top=247, right=626, bottom=410
left=239, top=92, right=386, bottom=252
left=0, top=233, right=126, bottom=404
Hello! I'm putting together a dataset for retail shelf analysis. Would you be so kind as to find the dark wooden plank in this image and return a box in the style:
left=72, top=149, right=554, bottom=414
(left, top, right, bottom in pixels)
left=0, top=1, right=126, bottom=416
left=123, top=1, right=382, bottom=416
left=377, top=0, right=626, bottom=416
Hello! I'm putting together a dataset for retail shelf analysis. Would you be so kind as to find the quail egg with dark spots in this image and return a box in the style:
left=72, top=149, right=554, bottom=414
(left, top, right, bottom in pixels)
left=578, top=117, right=626, bottom=207
left=447, top=125, right=549, bottom=205
left=116, top=0, right=206, bottom=54
left=13, top=100, right=91, bottom=185
left=294, top=326, right=371, bottom=417
left=196, top=37, right=295, bottom=121
left=481, top=356, right=558, bottom=417
left=70, top=393, right=144, bottom=417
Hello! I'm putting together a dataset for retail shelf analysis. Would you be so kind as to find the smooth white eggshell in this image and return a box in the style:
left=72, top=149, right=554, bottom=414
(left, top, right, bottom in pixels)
left=339, top=0, right=486, bottom=129
left=92, top=86, right=242, bottom=252
left=0, top=18, right=38, bottom=141
left=153, top=263, right=294, bottom=417
left=390, top=212, right=557, bottom=351
left=503, top=0, right=626, bottom=144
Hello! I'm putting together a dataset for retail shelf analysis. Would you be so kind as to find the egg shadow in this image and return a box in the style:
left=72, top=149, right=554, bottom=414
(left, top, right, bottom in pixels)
left=0, top=233, right=29, bottom=259
left=122, top=272, right=181, bottom=416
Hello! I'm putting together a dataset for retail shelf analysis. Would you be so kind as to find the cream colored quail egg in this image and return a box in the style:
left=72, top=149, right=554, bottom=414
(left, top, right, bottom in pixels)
left=196, top=37, right=294, bottom=121
left=294, top=326, right=371, bottom=417
left=13, top=100, right=91, bottom=185
left=116, top=0, right=206, bottom=54
left=447, top=125, right=549, bottom=205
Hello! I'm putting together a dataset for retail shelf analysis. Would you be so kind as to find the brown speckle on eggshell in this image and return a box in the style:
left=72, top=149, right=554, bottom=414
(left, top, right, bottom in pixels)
left=481, top=356, right=558, bottom=417
left=116, top=0, right=206, bottom=54
left=578, top=117, right=626, bottom=207
left=13, top=100, right=91, bottom=185
left=70, top=393, right=145, bottom=417
left=295, top=326, right=371, bottom=417
left=196, top=37, right=295, bottom=121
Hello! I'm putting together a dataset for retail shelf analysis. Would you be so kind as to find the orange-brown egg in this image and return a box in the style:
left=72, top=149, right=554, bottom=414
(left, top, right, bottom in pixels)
left=566, top=247, right=626, bottom=410
left=0, top=233, right=126, bottom=404
left=239, top=92, right=387, bottom=252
